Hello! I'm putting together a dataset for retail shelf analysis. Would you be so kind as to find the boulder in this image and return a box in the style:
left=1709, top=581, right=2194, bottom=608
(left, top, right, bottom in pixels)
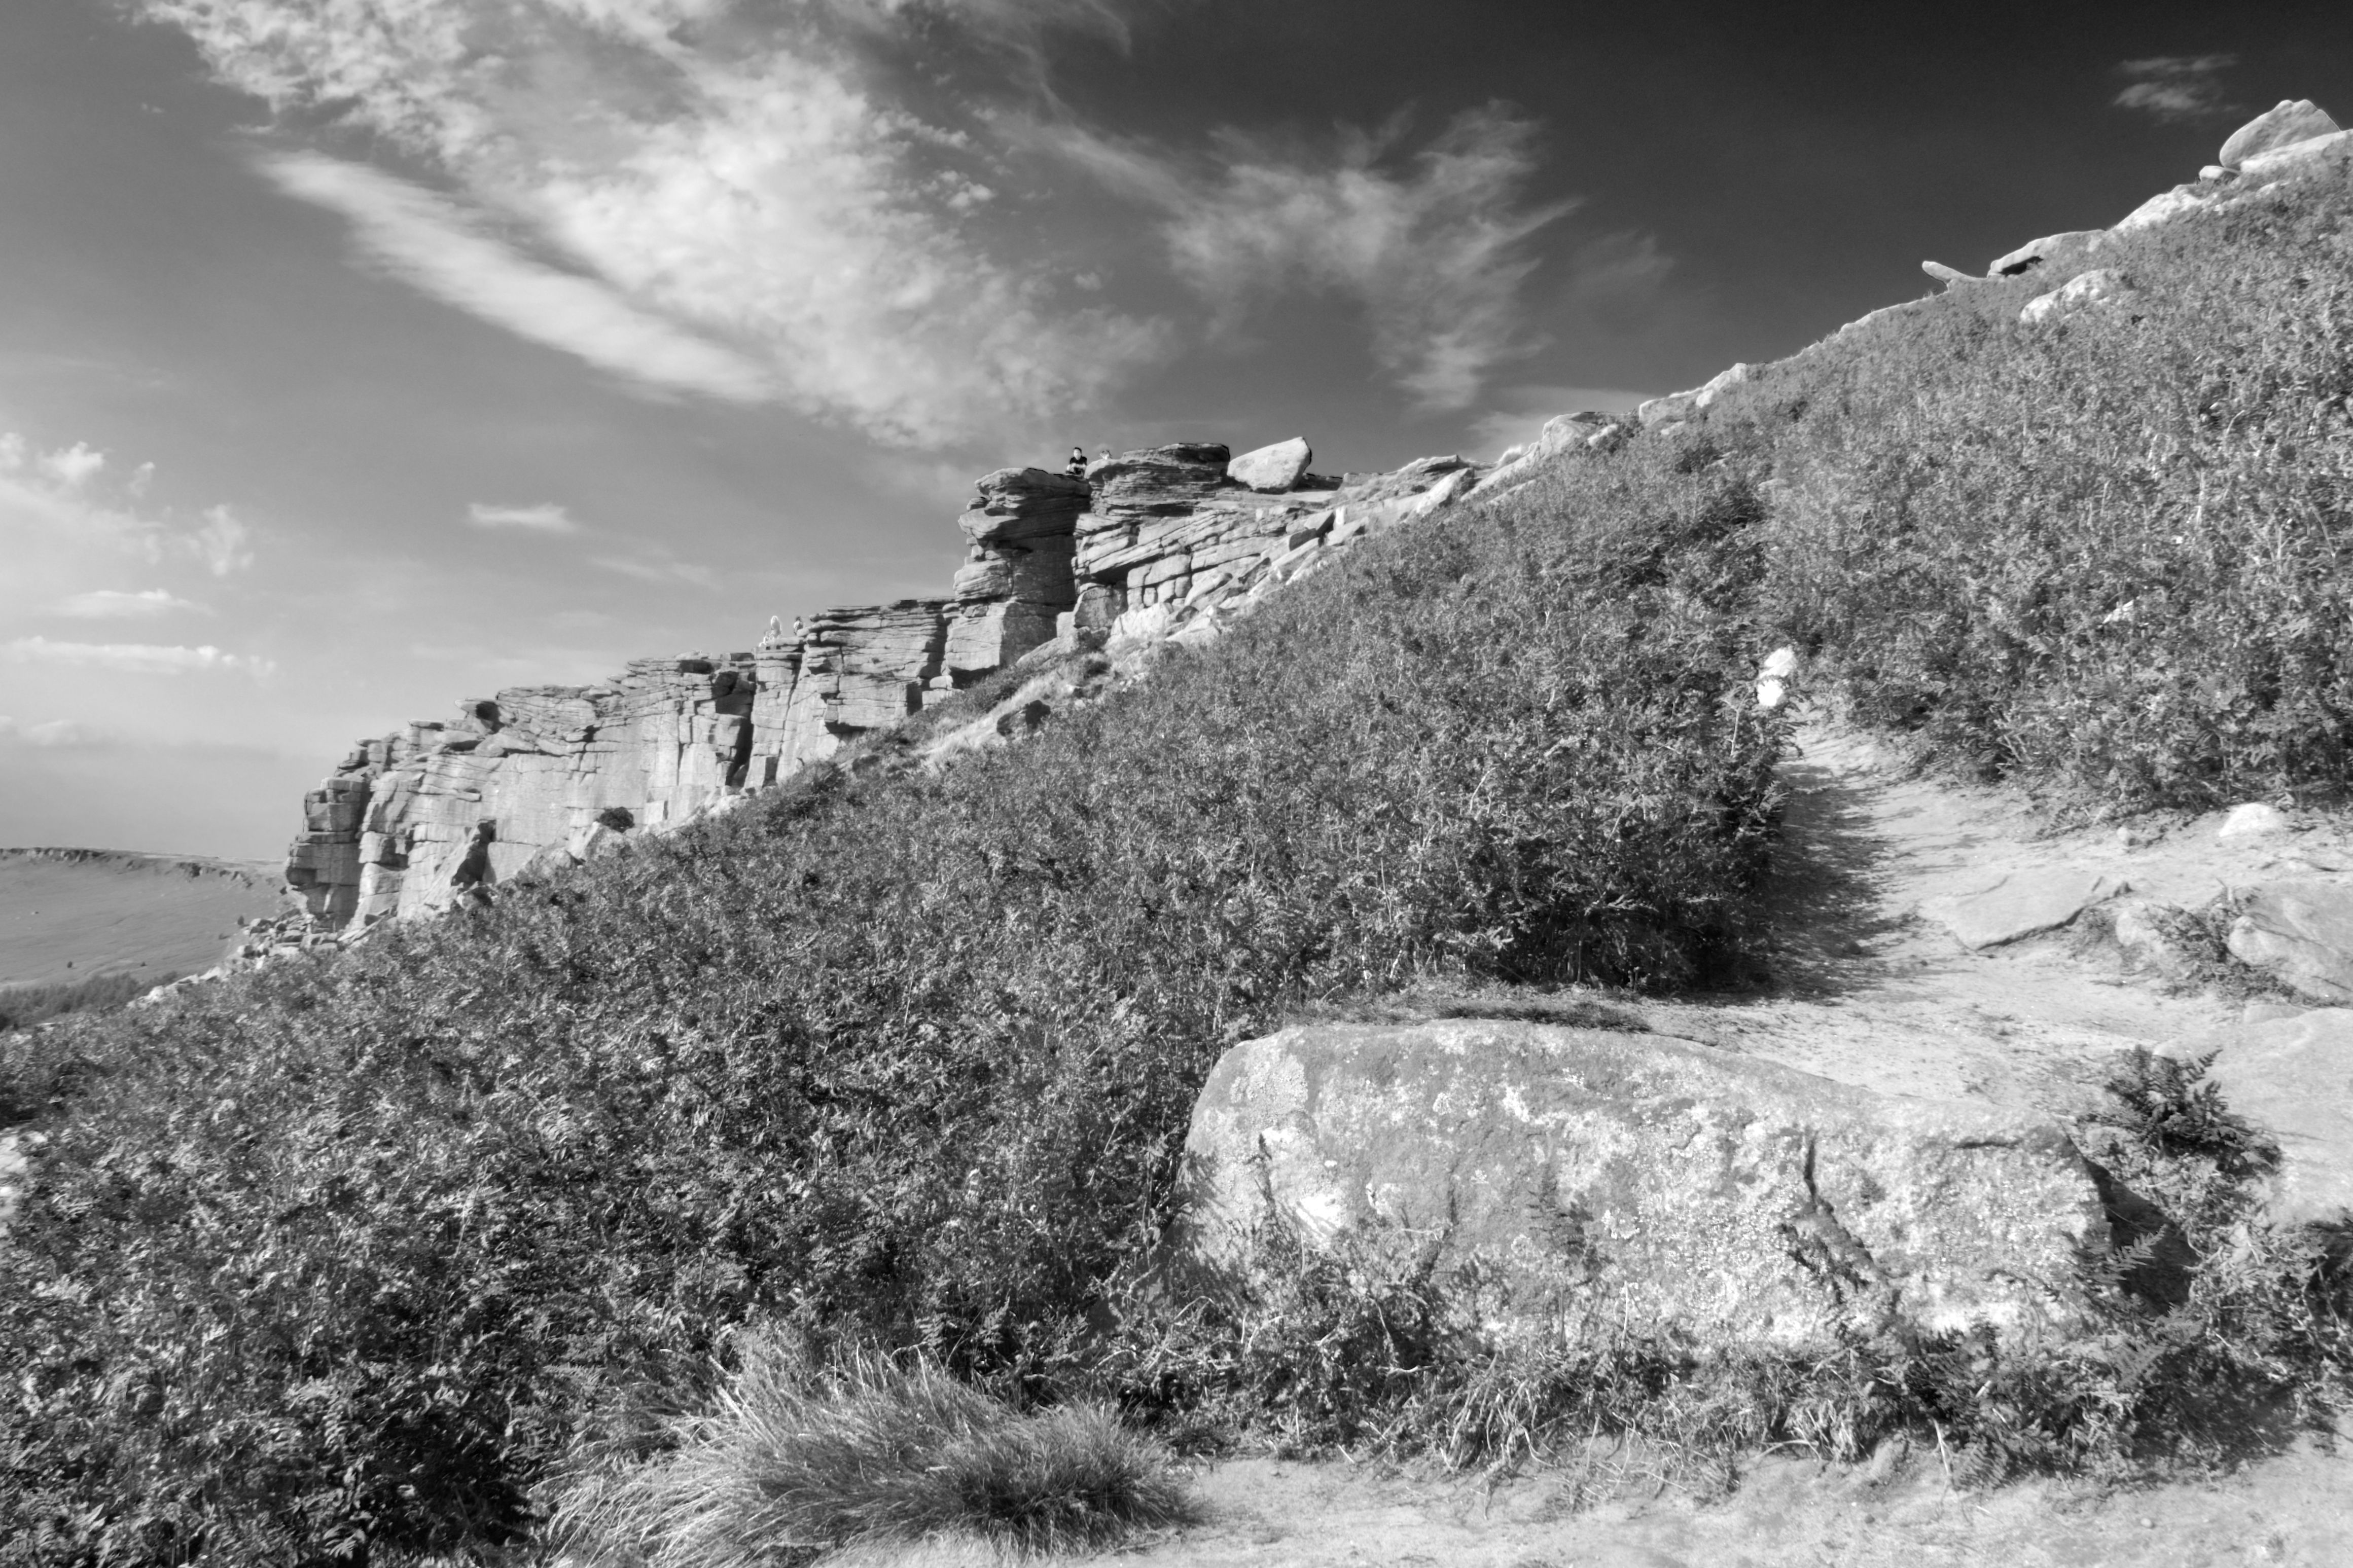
left=2227, top=881, right=2353, bottom=1003
left=2112, top=187, right=2205, bottom=235
left=2197, top=1008, right=2353, bottom=1226
left=2219, top=100, right=2342, bottom=169
left=1227, top=437, right=1312, bottom=493
left=1926, top=867, right=2124, bottom=950
left=1640, top=364, right=1750, bottom=426
left=1756, top=645, right=1799, bottom=711
left=2020, top=270, right=2130, bottom=325
left=2238, top=128, right=2353, bottom=180
left=1921, top=260, right=1975, bottom=286
left=1181, top=1021, right=2112, bottom=1349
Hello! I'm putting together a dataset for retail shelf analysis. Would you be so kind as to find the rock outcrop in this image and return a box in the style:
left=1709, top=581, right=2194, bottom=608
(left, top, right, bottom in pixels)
left=2020, top=268, right=2132, bottom=324
left=2220, top=99, right=2342, bottom=169
left=288, top=439, right=1493, bottom=930
left=945, top=467, right=1089, bottom=678
left=1180, top=1019, right=2113, bottom=1349
left=289, top=654, right=767, bottom=925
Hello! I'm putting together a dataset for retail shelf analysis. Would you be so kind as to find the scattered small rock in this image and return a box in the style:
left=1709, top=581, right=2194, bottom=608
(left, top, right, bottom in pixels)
left=2218, top=802, right=2291, bottom=843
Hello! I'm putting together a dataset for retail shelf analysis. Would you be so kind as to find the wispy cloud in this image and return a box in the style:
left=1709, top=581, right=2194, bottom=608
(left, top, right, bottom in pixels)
left=1056, top=105, right=1569, bottom=409
left=589, top=553, right=719, bottom=590
left=145, top=0, right=1171, bottom=445
left=57, top=589, right=209, bottom=618
left=468, top=501, right=584, bottom=534
left=2114, top=56, right=2238, bottom=123
left=3, top=637, right=276, bottom=678
left=261, top=154, right=779, bottom=405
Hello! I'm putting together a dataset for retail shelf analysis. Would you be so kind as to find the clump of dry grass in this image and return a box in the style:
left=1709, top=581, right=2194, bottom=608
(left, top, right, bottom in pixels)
left=549, top=1335, right=1196, bottom=1568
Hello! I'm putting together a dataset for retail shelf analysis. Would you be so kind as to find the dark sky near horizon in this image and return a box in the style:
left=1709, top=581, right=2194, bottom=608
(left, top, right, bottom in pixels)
left=2, top=0, right=2347, bottom=857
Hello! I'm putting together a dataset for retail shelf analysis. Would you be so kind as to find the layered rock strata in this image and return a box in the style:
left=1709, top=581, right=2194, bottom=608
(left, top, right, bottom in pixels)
left=289, top=441, right=1492, bottom=929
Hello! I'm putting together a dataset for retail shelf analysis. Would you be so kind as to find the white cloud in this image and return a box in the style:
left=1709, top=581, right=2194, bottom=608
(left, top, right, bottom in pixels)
left=39, top=443, right=105, bottom=487
left=468, top=500, right=584, bottom=533
left=0, top=429, right=256, bottom=577
left=2114, top=56, right=2237, bottom=123
left=261, top=154, right=779, bottom=404
left=57, top=589, right=210, bottom=618
left=147, top=0, right=1170, bottom=445
left=3, top=638, right=277, bottom=678
left=1056, top=106, right=1568, bottom=409
left=195, top=506, right=254, bottom=576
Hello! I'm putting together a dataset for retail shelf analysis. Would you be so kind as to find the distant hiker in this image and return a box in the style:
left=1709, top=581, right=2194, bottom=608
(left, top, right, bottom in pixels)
left=451, top=821, right=495, bottom=907
left=1065, top=446, right=1087, bottom=477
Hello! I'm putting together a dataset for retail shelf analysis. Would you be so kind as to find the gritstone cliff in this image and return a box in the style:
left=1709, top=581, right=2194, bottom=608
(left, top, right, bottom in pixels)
left=286, top=439, right=1479, bottom=929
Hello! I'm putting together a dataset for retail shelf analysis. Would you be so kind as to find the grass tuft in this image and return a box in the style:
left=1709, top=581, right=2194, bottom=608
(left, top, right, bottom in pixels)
left=550, top=1335, right=1195, bottom=1568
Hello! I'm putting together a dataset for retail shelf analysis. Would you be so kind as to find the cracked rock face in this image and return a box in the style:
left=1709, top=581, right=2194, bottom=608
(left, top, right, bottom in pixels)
left=1179, top=1019, right=2113, bottom=1350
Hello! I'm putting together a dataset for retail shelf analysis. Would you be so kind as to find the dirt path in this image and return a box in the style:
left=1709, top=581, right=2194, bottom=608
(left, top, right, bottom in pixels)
left=872, top=719, right=2353, bottom=1568
left=1642, top=720, right=2263, bottom=1111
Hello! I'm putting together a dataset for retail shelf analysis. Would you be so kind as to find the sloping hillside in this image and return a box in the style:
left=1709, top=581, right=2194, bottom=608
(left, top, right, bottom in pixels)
left=5, top=99, right=2353, bottom=1568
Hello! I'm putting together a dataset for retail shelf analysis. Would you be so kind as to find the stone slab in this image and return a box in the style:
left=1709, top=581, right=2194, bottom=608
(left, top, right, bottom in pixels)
left=2202, top=1008, right=2353, bottom=1227
left=2228, top=881, right=2353, bottom=1003
left=1181, top=1020, right=2110, bottom=1350
left=1926, top=867, right=2124, bottom=950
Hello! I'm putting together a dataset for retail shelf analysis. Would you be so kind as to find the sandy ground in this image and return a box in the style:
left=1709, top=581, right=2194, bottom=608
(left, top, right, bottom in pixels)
left=0, top=847, right=284, bottom=989
left=852, top=717, right=2353, bottom=1568
left=1095, top=1439, right=2353, bottom=1568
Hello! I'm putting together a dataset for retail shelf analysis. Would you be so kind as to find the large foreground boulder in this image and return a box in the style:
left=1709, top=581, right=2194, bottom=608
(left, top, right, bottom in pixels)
left=1180, top=1021, right=2112, bottom=1349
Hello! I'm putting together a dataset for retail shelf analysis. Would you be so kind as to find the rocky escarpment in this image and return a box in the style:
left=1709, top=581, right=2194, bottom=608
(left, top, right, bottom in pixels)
left=292, top=98, right=2353, bottom=939
left=288, top=438, right=1490, bottom=928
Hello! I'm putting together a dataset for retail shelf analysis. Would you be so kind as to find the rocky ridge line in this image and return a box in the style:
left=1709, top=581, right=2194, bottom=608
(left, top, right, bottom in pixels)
left=283, top=440, right=1486, bottom=931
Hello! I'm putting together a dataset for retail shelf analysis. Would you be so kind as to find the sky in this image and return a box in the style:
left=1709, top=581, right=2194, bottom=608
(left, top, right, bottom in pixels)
left=2, top=0, right=2349, bottom=860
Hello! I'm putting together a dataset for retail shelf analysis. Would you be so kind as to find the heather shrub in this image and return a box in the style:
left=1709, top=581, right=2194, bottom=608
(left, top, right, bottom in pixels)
left=1753, top=152, right=2353, bottom=807
left=0, top=442, right=1784, bottom=1562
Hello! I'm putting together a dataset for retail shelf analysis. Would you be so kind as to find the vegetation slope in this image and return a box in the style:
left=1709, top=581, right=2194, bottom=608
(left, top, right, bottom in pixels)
left=4, top=150, right=2353, bottom=1565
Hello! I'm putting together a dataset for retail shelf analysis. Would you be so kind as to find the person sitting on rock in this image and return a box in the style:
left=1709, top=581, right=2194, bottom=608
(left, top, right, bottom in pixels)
left=1065, top=446, right=1086, bottom=477
left=450, top=821, right=496, bottom=907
